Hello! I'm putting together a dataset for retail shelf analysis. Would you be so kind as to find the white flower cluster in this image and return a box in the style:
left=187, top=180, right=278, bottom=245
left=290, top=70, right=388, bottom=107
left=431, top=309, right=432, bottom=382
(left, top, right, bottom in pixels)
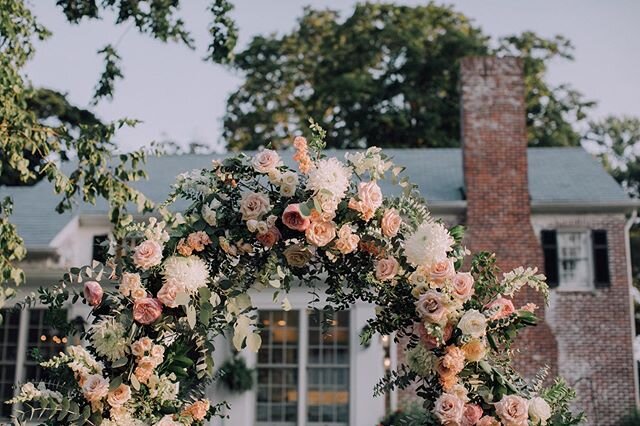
left=345, top=146, right=392, bottom=179
left=404, top=221, right=455, bottom=267
left=144, top=217, right=170, bottom=246
left=90, top=317, right=129, bottom=362
left=162, top=255, right=210, bottom=294
left=307, top=157, right=353, bottom=200
left=501, top=266, right=548, bottom=299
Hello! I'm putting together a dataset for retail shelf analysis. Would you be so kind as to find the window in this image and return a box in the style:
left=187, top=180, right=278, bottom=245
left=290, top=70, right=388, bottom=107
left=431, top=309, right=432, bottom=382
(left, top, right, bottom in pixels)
left=256, top=310, right=351, bottom=426
left=541, top=229, right=611, bottom=291
left=0, top=308, right=66, bottom=420
left=92, top=234, right=109, bottom=263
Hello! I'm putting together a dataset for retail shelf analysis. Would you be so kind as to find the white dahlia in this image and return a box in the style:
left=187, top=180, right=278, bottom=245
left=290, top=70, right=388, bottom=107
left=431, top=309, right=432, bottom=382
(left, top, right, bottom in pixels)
left=306, top=157, right=352, bottom=200
left=403, top=221, right=454, bottom=267
left=89, top=317, right=129, bottom=362
left=161, top=255, right=209, bottom=294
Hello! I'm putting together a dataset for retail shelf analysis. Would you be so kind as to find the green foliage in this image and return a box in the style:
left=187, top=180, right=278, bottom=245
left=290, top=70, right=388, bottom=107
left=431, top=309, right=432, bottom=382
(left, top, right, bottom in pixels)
left=586, top=115, right=640, bottom=197
left=378, top=404, right=433, bottom=426
left=92, top=44, right=123, bottom=104
left=618, top=409, right=640, bottom=426
left=218, top=355, right=255, bottom=393
left=541, top=378, right=587, bottom=425
left=223, top=2, right=593, bottom=151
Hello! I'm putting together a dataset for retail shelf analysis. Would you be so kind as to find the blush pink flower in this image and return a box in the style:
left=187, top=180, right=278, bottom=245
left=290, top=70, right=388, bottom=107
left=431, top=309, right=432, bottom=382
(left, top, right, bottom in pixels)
left=186, top=231, right=212, bottom=252
left=415, top=321, right=453, bottom=349
left=305, top=220, right=336, bottom=247
left=282, top=204, right=311, bottom=231
left=477, top=416, right=501, bottom=426
left=81, top=374, right=109, bottom=403
left=251, top=149, right=282, bottom=173
left=182, top=399, right=210, bottom=421
left=334, top=224, right=360, bottom=255
left=452, top=272, right=475, bottom=301
left=429, top=259, right=456, bottom=284
left=416, top=290, right=448, bottom=324
left=462, top=404, right=484, bottom=426
left=83, top=281, right=103, bottom=306
left=375, top=256, right=399, bottom=282
left=133, top=297, right=163, bottom=325
left=157, top=280, right=180, bottom=308
left=381, top=208, right=402, bottom=238
left=433, top=393, right=465, bottom=425
left=133, top=240, right=163, bottom=270
left=486, top=296, right=516, bottom=320
left=240, top=192, right=271, bottom=221
left=495, top=395, right=529, bottom=426
left=257, top=226, right=281, bottom=248
left=349, top=181, right=383, bottom=221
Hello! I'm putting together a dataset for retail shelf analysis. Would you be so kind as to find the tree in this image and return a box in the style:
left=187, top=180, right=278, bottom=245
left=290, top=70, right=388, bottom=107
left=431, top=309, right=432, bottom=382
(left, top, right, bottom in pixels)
left=585, top=116, right=640, bottom=197
left=0, top=0, right=239, bottom=305
left=223, top=3, right=594, bottom=150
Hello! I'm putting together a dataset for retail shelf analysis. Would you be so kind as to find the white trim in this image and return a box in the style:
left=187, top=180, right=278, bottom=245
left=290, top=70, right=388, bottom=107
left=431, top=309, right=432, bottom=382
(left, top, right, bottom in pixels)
left=555, top=228, right=595, bottom=292
left=297, top=308, right=308, bottom=426
left=624, top=211, right=640, bottom=408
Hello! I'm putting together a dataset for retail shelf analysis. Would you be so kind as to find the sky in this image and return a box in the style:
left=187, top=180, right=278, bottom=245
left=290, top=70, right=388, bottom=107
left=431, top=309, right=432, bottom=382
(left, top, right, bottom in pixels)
left=25, top=0, right=640, bottom=152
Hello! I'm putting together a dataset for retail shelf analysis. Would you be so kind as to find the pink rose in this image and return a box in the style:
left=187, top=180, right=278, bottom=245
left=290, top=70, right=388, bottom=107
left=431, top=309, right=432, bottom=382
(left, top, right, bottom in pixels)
left=133, top=297, right=163, bottom=325
left=282, top=204, right=311, bottom=231
left=477, top=416, right=501, bottom=426
left=495, top=395, right=529, bottom=426
left=452, top=272, right=475, bottom=301
left=305, top=220, right=337, bottom=247
left=133, top=240, right=163, bottom=270
left=157, top=280, right=180, bottom=308
left=416, top=290, right=448, bottom=324
left=463, top=404, right=484, bottom=426
left=334, top=224, right=360, bottom=255
left=83, top=281, right=103, bottom=306
left=433, top=392, right=465, bottom=425
left=81, top=374, right=109, bottom=403
left=252, top=149, right=281, bottom=173
left=107, top=383, right=131, bottom=408
left=486, top=296, right=516, bottom=320
left=257, top=226, right=281, bottom=248
left=381, top=208, right=402, bottom=238
left=240, top=192, right=271, bottom=221
left=415, top=321, right=453, bottom=349
left=429, top=259, right=456, bottom=284
left=349, top=181, right=383, bottom=221
left=375, top=256, right=399, bottom=281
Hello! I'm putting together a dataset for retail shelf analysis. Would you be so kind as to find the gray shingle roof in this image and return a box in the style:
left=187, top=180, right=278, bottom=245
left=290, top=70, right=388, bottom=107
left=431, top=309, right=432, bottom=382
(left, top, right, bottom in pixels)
left=1, top=147, right=635, bottom=248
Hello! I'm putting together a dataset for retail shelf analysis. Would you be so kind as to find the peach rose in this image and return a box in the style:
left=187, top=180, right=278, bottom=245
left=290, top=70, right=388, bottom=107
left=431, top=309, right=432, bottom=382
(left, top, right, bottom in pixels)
left=82, top=374, right=109, bottom=402
left=415, top=321, right=453, bottom=349
left=440, top=345, right=466, bottom=375
left=120, top=272, right=142, bottom=297
left=282, top=204, right=311, bottom=231
left=486, top=296, right=516, bottom=320
left=452, top=272, right=475, bottom=301
left=416, top=290, right=448, bottom=324
left=133, top=297, right=163, bottom=325
left=381, top=208, right=402, bottom=238
left=187, top=231, right=211, bottom=252
left=133, top=240, right=163, bottom=270
left=257, top=226, right=281, bottom=248
left=429, top=259, right=456, bottom=284
left=477, top=417, right=501, bottom=426
left=495, top=395, right=529, bottom=426
left=132, top=337, right=153, bottom=358
left=283, top=244, right=314, bottom=267
left=463, top=404, right=484, bottom=426
left=107, top=384, right=131, bottom=408
left=134, top=358, right=155, bottom=384
left=461, top=339, right=487, bottom=362
left=182, top=399, right=210, bottom=420
left=305, top=220, right=336, bottom=247
left=176, top=238, right=193, bottom=256
left=433, top=392, right=464, bottom=425
left=151, top=344, right=165, bottom=361
left=252, top=149, right=281, bottom=173
left=157, top=280, right=180, bottom=308
left=240, top=192, right=271, bottom=221
left=375, top=256, right=399, bottom=282
left=334, top=224, right=360, bottom=255
left=83, top=281, right=103, bottom=306
left=349, top=181, right=383, bottom=221
left=131, top=287, right=147, bottom=300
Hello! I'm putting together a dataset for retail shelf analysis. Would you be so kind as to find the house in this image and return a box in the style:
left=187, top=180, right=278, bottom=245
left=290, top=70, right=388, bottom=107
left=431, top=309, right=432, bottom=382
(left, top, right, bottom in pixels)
left=0, top=56, right=637, bottom=425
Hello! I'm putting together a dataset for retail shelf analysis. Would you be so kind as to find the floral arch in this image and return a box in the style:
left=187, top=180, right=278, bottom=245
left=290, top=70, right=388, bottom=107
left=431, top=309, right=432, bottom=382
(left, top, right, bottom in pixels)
left=9, top=124, right=582, bottom=426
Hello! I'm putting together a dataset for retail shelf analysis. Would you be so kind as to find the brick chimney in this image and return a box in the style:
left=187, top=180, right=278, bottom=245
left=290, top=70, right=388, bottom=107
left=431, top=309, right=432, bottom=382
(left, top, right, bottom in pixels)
left=460, top=56, right=558, bottom=377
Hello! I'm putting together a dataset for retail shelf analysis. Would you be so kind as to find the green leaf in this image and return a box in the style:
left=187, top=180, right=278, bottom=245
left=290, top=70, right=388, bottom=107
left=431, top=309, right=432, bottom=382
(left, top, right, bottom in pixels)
left=112, top=357, right=128, bottom=368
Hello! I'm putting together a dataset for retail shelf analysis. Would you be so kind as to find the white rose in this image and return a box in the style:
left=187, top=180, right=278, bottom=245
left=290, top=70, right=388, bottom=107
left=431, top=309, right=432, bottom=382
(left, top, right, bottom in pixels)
left=280, top=171, right=299, bottom=187
left=457, top=310, right=487, bottom=338
left=280, top=184, right=296, bottom=198
left=201, top=201, right=218, bottom=227
left=528, top=397, right=552, bottom=425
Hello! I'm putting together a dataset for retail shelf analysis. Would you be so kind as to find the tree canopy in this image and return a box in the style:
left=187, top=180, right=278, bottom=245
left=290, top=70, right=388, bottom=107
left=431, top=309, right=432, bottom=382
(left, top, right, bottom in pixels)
left=223, top=3, right=594, bottom=150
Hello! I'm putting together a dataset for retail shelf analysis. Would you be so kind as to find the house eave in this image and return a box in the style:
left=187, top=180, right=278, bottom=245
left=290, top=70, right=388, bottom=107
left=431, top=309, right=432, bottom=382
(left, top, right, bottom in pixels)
left=427, top=200, right=640, bottom=215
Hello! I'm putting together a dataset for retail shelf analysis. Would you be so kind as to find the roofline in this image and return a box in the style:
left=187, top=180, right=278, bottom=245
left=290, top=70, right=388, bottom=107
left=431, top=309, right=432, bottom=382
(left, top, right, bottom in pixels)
left=428, top=200, right=640, bottom=215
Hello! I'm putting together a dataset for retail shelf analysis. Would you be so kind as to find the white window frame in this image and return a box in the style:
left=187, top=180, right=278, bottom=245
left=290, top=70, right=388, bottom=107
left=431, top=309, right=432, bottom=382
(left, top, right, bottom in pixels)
left=556, top=228, right=594, bottom=292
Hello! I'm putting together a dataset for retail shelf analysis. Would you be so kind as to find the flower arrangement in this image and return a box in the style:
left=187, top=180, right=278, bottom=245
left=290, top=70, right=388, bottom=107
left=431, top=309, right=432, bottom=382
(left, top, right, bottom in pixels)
left=8, top=121, right=582, bottom=425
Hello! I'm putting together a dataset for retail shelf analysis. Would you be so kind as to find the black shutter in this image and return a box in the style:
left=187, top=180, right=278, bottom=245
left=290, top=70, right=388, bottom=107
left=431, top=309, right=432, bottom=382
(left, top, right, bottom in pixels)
left=592, top=230, right=611, bottom=288
left=541, top=230, right=559, bottom=288
left=92, top=234, right=109, bottom=263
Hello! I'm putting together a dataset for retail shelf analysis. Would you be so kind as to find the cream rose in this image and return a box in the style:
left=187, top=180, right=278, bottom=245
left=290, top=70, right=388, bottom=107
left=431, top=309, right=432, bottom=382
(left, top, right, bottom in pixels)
left=415, top=290, right=448, bottom=324
left=429, top=259, right=456, bottom=284
left=133, top=240, right=163, bottom=270
left=375, top=256, right=399, bottom=282
left=495, top=395, right=529, bottom=426
left=433, top=392, right=464, bottom=425
left=240, top=192, right=271, bottom=221
left=305, top=220, right=336, bottom=247
left=528, top=396, right=552, bottom=425
left=457, top=310, right=487, bottom=338
left=120, top=272, right=142, bottom=297
left=251, top=149, right=281, bottom=173
left=82, top=374, right=109, bottom=402
left=107, top=383, right=131, bottom=408
left=452, top=272, right=475, bottom=301
left=381, top=208, right=402, bottom=238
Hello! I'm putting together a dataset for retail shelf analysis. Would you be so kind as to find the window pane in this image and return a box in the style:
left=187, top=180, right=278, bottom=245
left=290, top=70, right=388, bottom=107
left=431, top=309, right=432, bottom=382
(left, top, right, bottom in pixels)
left=557, top=231, right=591, bottom=289
left=256, top=310, right=299, bottom=426
left=24, top=309, right=67, bottom=383
left=0, top=309, right=21, bottom=419
left=307, top=311, right=349, bottom=426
